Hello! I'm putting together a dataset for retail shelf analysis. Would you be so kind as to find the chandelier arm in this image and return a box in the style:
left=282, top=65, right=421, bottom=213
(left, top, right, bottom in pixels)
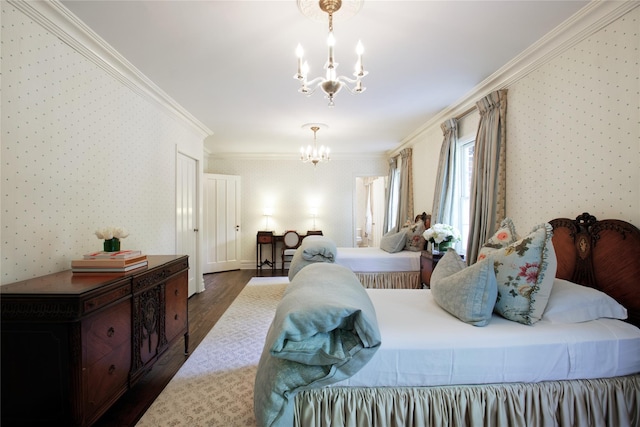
left=334, top=76, right=366, bottom=94
left=337, top=84, right=365, bottom=95
left=298, top=77, right=326, bottom=95
left=335, top=75, right=361, bottom=84
left=305, top=77, right=327, bottom=87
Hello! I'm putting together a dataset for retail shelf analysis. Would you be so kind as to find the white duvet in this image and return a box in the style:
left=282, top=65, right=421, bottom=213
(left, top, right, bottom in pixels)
left=334, top=289, right=640, bottom=387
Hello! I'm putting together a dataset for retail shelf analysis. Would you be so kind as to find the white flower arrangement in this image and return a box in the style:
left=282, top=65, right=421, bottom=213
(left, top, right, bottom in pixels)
left=95, top=227, right=129, bottom=240
left=422, top=223, right=461, bottom=244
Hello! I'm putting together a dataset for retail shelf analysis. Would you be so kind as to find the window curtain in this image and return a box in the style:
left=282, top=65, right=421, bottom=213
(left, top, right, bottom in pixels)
left=431, top=118, right=458, bottom=225
left=398, top=148, right=414, bottom=229
left=383, top=157, right=399, bottom=233
left=383, top=148, right=413, bottom=233
left=467, top=89, right=508, bottom=264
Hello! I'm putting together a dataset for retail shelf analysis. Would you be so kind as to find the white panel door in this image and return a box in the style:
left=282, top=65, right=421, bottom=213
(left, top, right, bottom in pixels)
left=176, top=152, right=198, bottom=297
left=203, top=174, right=241, bottom=273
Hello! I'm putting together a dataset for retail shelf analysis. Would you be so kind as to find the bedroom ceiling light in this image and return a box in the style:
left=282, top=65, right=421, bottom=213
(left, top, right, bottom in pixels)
left=300, top=123, right=330, bottom=166
left=295, top=0, right=367, bottom=107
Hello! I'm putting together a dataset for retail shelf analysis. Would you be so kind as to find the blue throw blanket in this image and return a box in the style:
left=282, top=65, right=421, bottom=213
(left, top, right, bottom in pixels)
left=288, top=235, right=337, bottom=280
left=254, top=263, right=381, bottom=427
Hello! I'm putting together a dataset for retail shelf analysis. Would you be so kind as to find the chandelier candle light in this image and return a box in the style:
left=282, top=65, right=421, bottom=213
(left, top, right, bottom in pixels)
left=301, top=123, right=330, bottom=166
left=295, top=0, right=367, bottom=106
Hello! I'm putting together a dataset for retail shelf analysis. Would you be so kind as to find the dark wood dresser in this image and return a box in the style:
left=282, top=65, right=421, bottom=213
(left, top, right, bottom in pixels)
left=0, top=255, right=189, bottom=427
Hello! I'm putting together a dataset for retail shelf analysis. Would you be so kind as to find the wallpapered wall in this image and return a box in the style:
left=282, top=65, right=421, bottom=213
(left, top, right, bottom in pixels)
left=1, top=3, right=204, bottom=284
left=412, top=6, right=639, bottom=233
left=506, top=6, right=639, bottom=231
left=207, top=156, right=388, bottom=267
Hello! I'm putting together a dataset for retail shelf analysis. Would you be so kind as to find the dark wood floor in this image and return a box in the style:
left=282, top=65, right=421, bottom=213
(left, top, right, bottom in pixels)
left=94, top=268, right=285, bottom=427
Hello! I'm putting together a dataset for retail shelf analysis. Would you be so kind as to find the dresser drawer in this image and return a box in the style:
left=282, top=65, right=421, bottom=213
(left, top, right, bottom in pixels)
left=257, top=234, right=273, bottom=244
left=165, top=273, right=188, bottom=343
left=84, top=341, right=131, bottom=419
left=84, top=299, right=131, bottom=366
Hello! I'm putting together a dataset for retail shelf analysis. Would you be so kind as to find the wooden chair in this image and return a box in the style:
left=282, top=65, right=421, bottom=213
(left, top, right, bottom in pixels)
left=281, top=230, right=302, bottom=272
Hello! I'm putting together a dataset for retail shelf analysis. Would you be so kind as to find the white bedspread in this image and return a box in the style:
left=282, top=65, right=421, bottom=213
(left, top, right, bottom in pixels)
left=335, top=247, right=421, bottom=272
left=335, top=289, right=640, bottom=387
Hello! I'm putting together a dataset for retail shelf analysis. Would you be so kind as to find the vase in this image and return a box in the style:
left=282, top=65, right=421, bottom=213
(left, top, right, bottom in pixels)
left=437, top=241, right=453, bottom=252
left=103, top=238, right=121, bottom=252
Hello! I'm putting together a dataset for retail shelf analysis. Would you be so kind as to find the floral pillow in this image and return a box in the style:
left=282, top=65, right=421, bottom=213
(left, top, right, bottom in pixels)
left=405, top=221, right=426, bottom=252
left=482, top=223, right=557, bottom=325
left=477, top=217, right=518, bottom=262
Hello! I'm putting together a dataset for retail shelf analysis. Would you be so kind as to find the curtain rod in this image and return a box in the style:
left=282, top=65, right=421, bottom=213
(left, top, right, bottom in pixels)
left=455, top=105, right=477, bottom=121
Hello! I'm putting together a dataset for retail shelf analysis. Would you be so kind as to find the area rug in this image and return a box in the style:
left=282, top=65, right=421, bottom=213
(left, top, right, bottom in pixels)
left=136, top=276, right=288, bottom=426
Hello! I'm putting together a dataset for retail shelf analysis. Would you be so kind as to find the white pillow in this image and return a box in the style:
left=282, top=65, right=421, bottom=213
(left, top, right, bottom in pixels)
left=542, top=278, right=628, bottom=323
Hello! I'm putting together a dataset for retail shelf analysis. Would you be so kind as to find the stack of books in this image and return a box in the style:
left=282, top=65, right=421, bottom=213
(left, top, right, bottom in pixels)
left=72, top=250, right=147, bottom=275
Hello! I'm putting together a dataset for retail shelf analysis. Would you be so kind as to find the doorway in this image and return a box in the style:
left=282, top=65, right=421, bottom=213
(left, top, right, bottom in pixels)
left=176, top=152, right=199, bottom=297
left=355, top=176, right=386, bottom=248
left=202, top=173, right=242, bottom=273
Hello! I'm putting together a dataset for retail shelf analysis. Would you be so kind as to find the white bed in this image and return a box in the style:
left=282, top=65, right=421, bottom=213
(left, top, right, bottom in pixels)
left=336, top=288, right=640, bottom=388
left=256, top=213, right=640, bottom=427
left=335, top=247, right=422, bottom=289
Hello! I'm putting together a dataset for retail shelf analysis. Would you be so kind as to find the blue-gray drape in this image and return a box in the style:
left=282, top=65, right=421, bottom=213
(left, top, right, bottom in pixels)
left=383, top=148, right=413, bottom=233
left=467, top=89, right=508, bottom=264
left=431, top=118, right=458, bottom=225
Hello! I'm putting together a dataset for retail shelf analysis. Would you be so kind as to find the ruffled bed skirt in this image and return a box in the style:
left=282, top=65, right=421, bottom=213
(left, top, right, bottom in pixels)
left=294, top=374, right=640, bottom=427
left=354, top=271, right=421, bottom=289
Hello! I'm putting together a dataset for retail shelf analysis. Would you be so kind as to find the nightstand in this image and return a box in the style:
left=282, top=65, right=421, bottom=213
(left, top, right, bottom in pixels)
left=257, top=231, right=276, bottom=271
left=420, top=251, right=444, bottom=288
left=420, top=250, right=465, bottom=287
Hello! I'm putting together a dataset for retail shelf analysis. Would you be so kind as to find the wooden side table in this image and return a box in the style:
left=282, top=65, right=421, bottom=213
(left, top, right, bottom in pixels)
left=420, top=251, right=443, bottom=288
left=421, top=250, right=466, bottom=287
left=257, top=231, right=275, bottom=271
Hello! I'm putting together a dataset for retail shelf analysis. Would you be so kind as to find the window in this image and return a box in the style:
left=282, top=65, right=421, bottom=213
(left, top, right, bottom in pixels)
left=453, top=140, right=475, bottom=256
left=386, top=161, right=401, bottom=233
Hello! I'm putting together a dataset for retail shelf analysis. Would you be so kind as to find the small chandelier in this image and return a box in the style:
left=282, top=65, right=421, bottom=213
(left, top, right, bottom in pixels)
left=300, top=124, right=330, bottom=166
left=295, top=0, right=367, bottom=107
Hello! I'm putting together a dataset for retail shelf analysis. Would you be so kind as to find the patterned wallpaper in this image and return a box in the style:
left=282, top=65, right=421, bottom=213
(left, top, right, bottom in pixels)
left=3, top=2, right=637, bottom=282
left=506, top=6, right=639, bottom=231
left=207, top=156, right=388, bottom=266
left=1, top=3, right=203, bottom=283
left=411, top=6, right=639, bottom=236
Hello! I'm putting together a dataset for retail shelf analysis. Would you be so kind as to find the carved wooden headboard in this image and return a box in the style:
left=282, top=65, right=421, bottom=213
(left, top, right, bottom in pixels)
left=549, top=213, right=640, bottom=328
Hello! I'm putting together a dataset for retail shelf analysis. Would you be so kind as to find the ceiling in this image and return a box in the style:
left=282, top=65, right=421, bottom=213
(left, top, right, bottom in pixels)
left=60, top=0, right=589, bottom=157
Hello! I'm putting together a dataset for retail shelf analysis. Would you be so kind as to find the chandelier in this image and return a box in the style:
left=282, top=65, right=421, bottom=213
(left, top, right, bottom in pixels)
left=300, top=124, right=330, bottom=166
left=295, top=0, right=367, bottom=107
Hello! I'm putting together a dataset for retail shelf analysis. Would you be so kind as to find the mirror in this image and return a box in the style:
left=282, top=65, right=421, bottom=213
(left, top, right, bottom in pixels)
left=354, top=176, right=386, bottom=248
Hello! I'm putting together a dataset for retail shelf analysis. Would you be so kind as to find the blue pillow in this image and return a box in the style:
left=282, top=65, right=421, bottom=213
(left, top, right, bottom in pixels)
left=379, top=229, right=407, bottom=253
left=430, top=250, right=498, bottom=326
left=288, top=235, right=337, bottom=281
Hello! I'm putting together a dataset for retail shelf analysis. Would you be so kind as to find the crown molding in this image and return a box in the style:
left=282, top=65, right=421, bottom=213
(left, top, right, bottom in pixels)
left=206, top=151, right=386, bottom=161
left=392, top=0, right=639, bottom=156
left=8, top=0, right=213, bottom=140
